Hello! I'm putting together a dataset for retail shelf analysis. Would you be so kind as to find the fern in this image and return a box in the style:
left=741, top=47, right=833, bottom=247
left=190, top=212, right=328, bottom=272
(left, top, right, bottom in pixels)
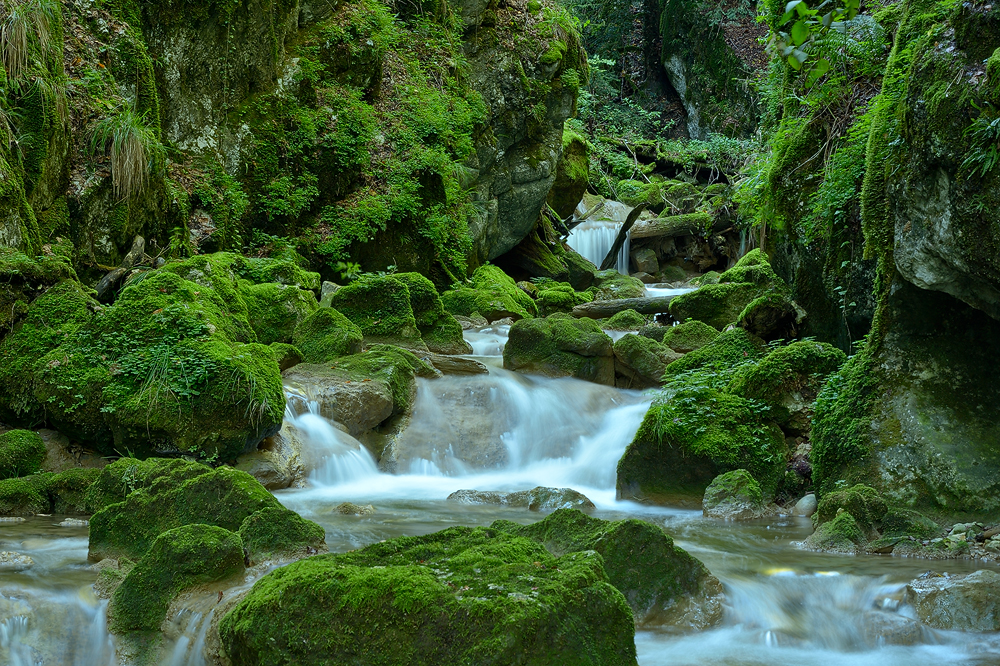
left=962, top=110, right=1000, bottom=178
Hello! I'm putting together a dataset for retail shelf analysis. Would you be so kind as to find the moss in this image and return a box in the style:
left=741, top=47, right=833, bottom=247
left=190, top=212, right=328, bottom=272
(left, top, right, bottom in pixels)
left=108, top=524, right=245, bottom=633
left=813, top=484, right=887, bottom=539
left=239, top=505, right=326, bottom=563
left=43, top=467, right=101, bottom=514
left=604, top=309, right=646, bottom=330
left=84, top=458, right=184, bottom=514
left=669, top=282, right=764, bottom=330
left=442, top=265, right=538, bottom=321
left=493, top=508, right=721, bottom=626
left=689, top=271, right=720, bottom=286
left=220, top=525, right=637, bottom=666
left=802, top=511, right=866, bottom=553
left=88, top=460, right=282, bottom=562
left=662, top=328, right=766, bottom=379
left=880, top=508, right=940, bottom=539
left=661, top=320, right=719, bottom=353
left=328, top=275, right=424, bottom=348
left=0, top=430, right=46, bottom=480
left=269, top=342, right=304, bottom=371
left=325, top=345, right=438, bottom=414
left=536, top=283, right=592, bottom=316
left=0, top=474, right=52, bottom=515
left=735, top=293, right=798, bottom=340
left=562, top=250, right=597, bottom=290
left=726, top=340, right=846, bottom=422
left=702, top=469, right=765, bottom=519
left=240, top=281, right=319, bottom=345
left=548, top=129, right=590, bottom=218
left=395, top=272, right=470, bottom=353
left=612, top=334, right=678, bottom=388
left=0, top=248, right=77, bottom=331
left=291, top=308, right=364, bottom=363
left=587, top=270, right=645, bottom=300
left=503, top=314, right=614, bottom=384
left=659, top=265, right=688, bottom=283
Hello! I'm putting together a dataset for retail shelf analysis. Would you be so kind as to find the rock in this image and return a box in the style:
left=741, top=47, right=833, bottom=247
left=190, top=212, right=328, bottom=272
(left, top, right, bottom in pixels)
left=632, top=272, right=657, bottom=284
left=536, top=282, right=593, bottom=316
left=802, top=511, right=866, bottom=554
left=424, top=354, right=489, bottom=376
left=447, top=487, right=595, bottom=511
left=328, top=275, right=426, bottom=350
left=235, top=425, right=305, bottom=491
left=282, top=346, right=439, bottom=436
left=442, top=265, right=538, bottom=322
left=0, top=475, right=52, bottom=515
left=613, top=334, right=682, bottom=388
left=291, top=308, right=364, bottom=364
left=0, top=551, right=34, bottom=571
left=268, top=342, right=304, bottom=372
left=108, top=524, right=246, bottom=633
left=48, top=467, right=103, bottom=514
left=588, top=270, right=646, bottom=300
left=905, top=570, right=1000, bottom=632
left=239, top=505, right=327, bottom=563
left=547, top=129, right=589, bottom=219
left=632, top=247, right=659, bottom=274
left=791, top=493, right=817, bottom=517
left=812, top=485, right=887, bottom=540
left=563, top=250, right=598, bottom=291
left=494, top=508, right=724, bottom=629
left=503, top=313, right=614, bottom=385
left=736, top=292, right=802, bottom=341
left=319, top=281, right=341, bottom=307
left=0, top=430, right=46, bottom=480
left=59, top=518, right=89, bottom=527
left=219, top=524, right=638, bottom=665
left=659, top=319, right=719, bottom=353
left=454, top=313, right=488, bottom=330
left=37, top=428, right=106, bottom=473
left=395, top=272, right=472, bottom=355
left=702, top=470, right=768, bottom=520
left=334, top=502, right=377, bottom=516
left=571, top=295, right=677, bottom=318
left=604, top=308, right=646, bottom=330
left=859, top=610, right=925, bottom=646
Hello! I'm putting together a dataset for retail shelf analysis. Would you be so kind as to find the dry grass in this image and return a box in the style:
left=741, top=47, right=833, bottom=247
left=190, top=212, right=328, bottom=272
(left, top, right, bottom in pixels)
left=89, top=106, right=165, bottom=200
left=1, top=0, right=56, bottom=80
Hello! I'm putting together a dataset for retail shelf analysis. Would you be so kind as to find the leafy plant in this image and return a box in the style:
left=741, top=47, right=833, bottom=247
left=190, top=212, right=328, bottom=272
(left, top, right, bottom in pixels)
left=962, top=105, right=1000, bottom=178
left=89, top=106, right=165, bottom=199
left=771, top=0, right=861, bottom=86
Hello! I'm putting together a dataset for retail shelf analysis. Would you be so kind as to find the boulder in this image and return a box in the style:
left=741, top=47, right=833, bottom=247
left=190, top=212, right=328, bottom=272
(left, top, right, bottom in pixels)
left=239, top=505, right=326, bottom=564
left=0, top=551, right=34, bottom=571
left=536, top=282, right=593, bottom=316
left=494, top=509, right=724, bottom=629
left=291, top=308, right=364, bottom=364
left=220, top=525, right=639, bottom=665
left=812, top=485, right=887, bottom=540
left=0, top=430, right=46, bottom=480
left=659, top=320, right=719, bottom=353
left=736, top=292, right=801, bottom=341
left=604, top=309, right=646, bottom=330
left=395, top=272, right=472, bottom=355
left=589, top=270, right=646, bottom=300
left=613, top=334, right=681, bottom=388
left=905, top=570, right=1000, bottom=632
left=702, top=470, right=768, bottom=520
left=791, top=493, right=817, bottom=517
left=328, top=275, right=426, bottom=350
left=631, top=247, right=659, bottom=275
left=547, top=129, right=590, bottom=219
left=503, top=314, right=614, bottom=385
left=447, top=487, right=595, bottom=511
left=802, top=511, right=866, bottom=554
left=442, top=265, right=538, bottom=321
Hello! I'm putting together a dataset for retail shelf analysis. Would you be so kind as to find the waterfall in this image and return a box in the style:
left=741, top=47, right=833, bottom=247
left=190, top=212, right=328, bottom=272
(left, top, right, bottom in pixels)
left=283, top=400, right=380, bottom=487
left=566, top=220, right=631, bottom=274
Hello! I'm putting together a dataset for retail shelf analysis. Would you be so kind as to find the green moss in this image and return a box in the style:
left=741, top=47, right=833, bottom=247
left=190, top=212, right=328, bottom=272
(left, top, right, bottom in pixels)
left=661, top=320, right=719, bottom=353
left=604, top=309, right=646, bottom=330
left=503, top=314, right=614, bottom=384
left=612, top=334, right=678, bottom=388
left=735, top=293, right=798, bottom=340
left=802, top=511, right=866, bottom=553
left=880, top=508, right=940, bottom=539
left=813, top=484, right=887, bottom=539
left=328, top=275, right=423, bottom=347
left=109, top=524, right=245, bottom=633
left=493, top=508, right=720, bottom=626
left=548, top=129, right=590, bottom=218
left=442, top=265, right=538, bottom=321
left=84, top=458, right=169, bottom=514
left=0, top=430, right=46, bottom=480
left=562, top=250, right=597, bottom=290
left=269, top=342, right=304, bottom=371
left=325, top=345, right=438, bottom=414
left=220, top=525, right=637, bottom=666
left=587, top=270, right=645, bottom=300
left=662, top=328, right=766, bottom=379
left=241, top=281, right=319, bottom=345
left=669, top=282, right=764, bottom=330
left=536, top=283, right=592, bottom=316
left=88, top=460, right=282, bottom=562
left=48, top=467, right=103, bottom=514
left=395, top=272, right=469, bottom=353
left=291, top=308, right=364, bottom=363
left=0, top=474, right=52, bottom=515
left=702, top=469, right=765, bottom=519
left=239, top=505, right=326, bottom=564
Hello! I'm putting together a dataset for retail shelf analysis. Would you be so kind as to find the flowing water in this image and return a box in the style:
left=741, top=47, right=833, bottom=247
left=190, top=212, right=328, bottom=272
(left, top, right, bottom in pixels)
left=567, top=219, right=631, bottom=274
left=2, top=327, right=999, bottom=664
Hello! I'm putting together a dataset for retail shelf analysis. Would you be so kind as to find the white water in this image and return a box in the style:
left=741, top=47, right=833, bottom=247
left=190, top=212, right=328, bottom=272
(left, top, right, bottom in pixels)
left=462, top=324, right=510, bottom=356
left=567, top=219, right=631, bottom=274
left=645, top=284, right=696, bottom=299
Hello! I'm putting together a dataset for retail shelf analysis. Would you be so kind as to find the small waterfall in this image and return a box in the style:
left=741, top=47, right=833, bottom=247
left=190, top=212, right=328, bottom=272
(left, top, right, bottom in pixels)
left=165, top=609, right=215, bottom=666
left=283, top=399, right=380, bottom=487
left=463, top=324, right=510, bottom=356
left=0, top=615, right=31, bottom=666
left=567, top=220, right=631, bottom=274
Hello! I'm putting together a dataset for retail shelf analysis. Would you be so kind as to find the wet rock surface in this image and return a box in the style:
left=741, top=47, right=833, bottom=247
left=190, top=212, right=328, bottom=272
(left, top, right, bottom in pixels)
left=905, top=570, right=1000, bottom=633
left=447, top=487, right=596, bottom=511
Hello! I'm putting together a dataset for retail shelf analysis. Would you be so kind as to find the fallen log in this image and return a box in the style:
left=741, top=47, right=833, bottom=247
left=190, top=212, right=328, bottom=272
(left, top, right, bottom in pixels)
left=630, top=212, right=720, bottom=239
left=571, top=295, right=678, bottom=319
left=599, top=203, right=647, bottom=270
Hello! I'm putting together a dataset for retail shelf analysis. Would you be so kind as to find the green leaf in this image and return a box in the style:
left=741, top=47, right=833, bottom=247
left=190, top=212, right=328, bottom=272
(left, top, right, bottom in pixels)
left=788, top=54, right=803, bottom=70
left=807, top=57, right=831, bottom=84
left=791, top=20, right=810, bottom=45
left=794, top=0, right=810, bottom=16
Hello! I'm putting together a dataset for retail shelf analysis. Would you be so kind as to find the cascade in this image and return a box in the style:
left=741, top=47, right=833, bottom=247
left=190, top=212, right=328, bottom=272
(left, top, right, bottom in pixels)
left=567, top=219, right=631, bottom=274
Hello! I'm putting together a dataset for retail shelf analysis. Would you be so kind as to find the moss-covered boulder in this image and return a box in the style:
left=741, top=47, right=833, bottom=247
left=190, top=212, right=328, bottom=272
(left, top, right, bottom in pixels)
left=536, top=282, right=592, bottom=316
left=702, top=470, right=767, bottom=520
left=813, top=484, right=887, bottom=540
left=736, top=292, right=800, bottom=341
left=0, top=430, right=46, bottom=480
left=87, top=459, right=323, bottom=562
left=220, top=525, right=639, bottom=666
left=108, top=524, right=245, bottom=633
left=588, top=270, right=646, bottom=300
left=269, top=342, right=304, bottom=371
left=241, top=281, right=319, bottom=345
left=727, top=340, right=846, bottom=432
left=563, top=249, right=598, bottom=291
left=395, top=272, right=472, bottom=354
left=660, top=320, right=719, bottom=353
left=604, top=309, right=646, bottom=330
left=612, top=334, right=681, bottom=389
left=662, top=327, right=766, bottom=379
left=494, top=509, right=723, bottom=629
left=48, top=467, right=102, bottom=514
left=0, top=249, right=76, bottom=331
left=548, top=129, right=590, bottom=219
left=503, top=314, right=614, bottom=385
left=802, top=511, right=866, bottom=554
left=239, top=505, right=327, bottom=564
left=291, top=308, right=364, bottom=363
left=442, top=265, right=538, bottom=322
left=0, top=475, right=51, bottom=515
left=328, top=275, right=425, bottom=350
left=282, top=345, right=439, bottom=435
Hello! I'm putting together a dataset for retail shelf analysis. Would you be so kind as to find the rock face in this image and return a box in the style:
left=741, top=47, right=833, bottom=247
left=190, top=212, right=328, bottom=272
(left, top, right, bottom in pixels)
left=447, top=487, right=596, bottom=511
left=220, top=522, right=640, bottom=666
left=905, top=571, right=1000, bottom=633
left=503, top=314, right=615, bottom=385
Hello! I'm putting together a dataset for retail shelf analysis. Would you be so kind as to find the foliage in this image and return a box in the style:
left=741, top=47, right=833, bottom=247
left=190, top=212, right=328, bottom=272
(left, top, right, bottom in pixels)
left=0, top=0, right=57, bottom=80
left=961, top=105, right=1000, bottom=178
left=770, top=0, right=861, bottom=86
left=88, top=105, right=165, bottom=199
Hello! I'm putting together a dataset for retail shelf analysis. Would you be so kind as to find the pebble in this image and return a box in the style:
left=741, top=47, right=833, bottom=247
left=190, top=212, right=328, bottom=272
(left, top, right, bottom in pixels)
left=0, top=552, right=34, bottom=571
left=791, top=493, right=817, bottom=517
left=58, top=518, right=89, bottom=527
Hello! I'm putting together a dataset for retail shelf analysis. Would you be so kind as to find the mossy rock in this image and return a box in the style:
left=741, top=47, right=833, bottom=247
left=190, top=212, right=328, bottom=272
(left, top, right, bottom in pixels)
left=442, top=265, right=538, bottom=322
left=588, top=270, right=645, bottom=300
left=802, top=511, right=866, bottom=554
left=84, top=457, right=183, bottom=514
left=0, top=248, right=77, bottom=332
left=661, top=320, right=719, bottom=353
left=604, top=309, right=646, bottom=330
left=108, top=524, right=245, bottom=633
left=662, top=328, right=766, bottom=379
left=658, top=265, right=688, bottom=283
left=49, top=467, right=102, bottom=514
left=328, top=275, right=425, bottom=350
left=563, top=250, right=598, bottom=291
left=88, top=459, right=287, bottom=561
left=241, top=280, right=319, bottom=345
left=548, top=129, right=589, bottom=219
left=269, top=342, right=304, bottom=371
left=880, top=509, right=940, bottom=539
left=536, top=283, right=592, bottom=316
left=390, top=273, right=471, bottom=354
left=702, top=470, right=766, bottom=520
left=219, top=525, right=638, bottom=666
left=612, top=334, right=681, bottom=389
left=727, top=340, right=846, bottom=426
left=503, top=314, right=614, bottom=385
left=0, top=430, right=46, bottom=480
left=813, top=484, right=887, bottom=540
left=324, top=345, right=438, bottom=415
left=239, top=505, right=327, bottom=564
left=292, top=308, right=364, bottom=363
left=0, top=474, right=52, bottom=515
left=689, top=271, right=720, bottom=286
left=494, top=508, right=723, bottom=628
left=668, top=282, right=763, bottom=331
left=736, top=292, right=799, bottom=341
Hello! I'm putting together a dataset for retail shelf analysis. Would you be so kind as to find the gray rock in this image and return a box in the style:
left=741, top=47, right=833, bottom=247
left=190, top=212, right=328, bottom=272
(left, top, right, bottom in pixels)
left=334, top=502, right=376, bottom=516
left=0, top=551, right=34, bottom=571
left=905, top=570, right=1000, bottom=632
left=235, top=424, right=306, bottom=490
left=632, top=247, right=659, bottom=275
left=319, top=281, right=341, bottom=308
left=860, top=610, right=925, bottom=646
left=447, top=487, right=595, bottom=511
left=792, top=493, right=818, bottom=517
left=424, top=354, right=489, bottom=376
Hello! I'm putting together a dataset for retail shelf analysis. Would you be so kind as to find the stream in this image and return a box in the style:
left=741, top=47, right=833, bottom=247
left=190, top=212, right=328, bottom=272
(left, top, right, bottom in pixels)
left=1, top=325, right=998, bottom=665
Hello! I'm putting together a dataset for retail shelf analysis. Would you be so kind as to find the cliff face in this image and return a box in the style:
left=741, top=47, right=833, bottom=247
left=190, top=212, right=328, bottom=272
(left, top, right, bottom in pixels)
left=0, top=0, right=584, bottom=283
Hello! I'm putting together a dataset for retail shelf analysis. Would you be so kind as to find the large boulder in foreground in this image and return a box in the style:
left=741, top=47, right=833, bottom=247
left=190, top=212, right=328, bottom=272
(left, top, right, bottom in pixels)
left=494, top=509, right=723, bottom=629
left=220, top=524, right=639, bottom=666
left=905, top=570, right=1000, bottom=632
left=503, top=313, right=614, bottom=385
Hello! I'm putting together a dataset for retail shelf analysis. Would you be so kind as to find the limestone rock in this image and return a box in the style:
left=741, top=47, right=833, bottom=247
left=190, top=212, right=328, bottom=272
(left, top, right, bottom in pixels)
left=503, top=314, right=614, bottom=385
left=906, top=570, right=1000, bottom=632
left=447, top=487, right=595, bottom=511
